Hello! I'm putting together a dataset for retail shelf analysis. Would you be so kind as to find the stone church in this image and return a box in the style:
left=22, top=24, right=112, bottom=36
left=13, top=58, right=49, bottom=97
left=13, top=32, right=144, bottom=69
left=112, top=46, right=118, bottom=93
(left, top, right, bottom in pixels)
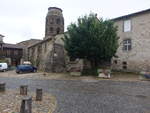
left=28, top=7, right=66, bottom=72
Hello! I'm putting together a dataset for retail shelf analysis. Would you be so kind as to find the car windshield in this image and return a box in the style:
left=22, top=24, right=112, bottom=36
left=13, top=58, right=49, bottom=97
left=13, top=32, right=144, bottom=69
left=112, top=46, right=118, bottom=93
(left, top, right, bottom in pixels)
left=18, top=65, right=31, bottom=67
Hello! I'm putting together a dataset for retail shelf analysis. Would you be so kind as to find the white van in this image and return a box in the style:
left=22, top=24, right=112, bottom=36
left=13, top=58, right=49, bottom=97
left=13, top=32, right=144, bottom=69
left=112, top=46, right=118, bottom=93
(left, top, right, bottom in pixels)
left=0, top=63, right=8, bottom=72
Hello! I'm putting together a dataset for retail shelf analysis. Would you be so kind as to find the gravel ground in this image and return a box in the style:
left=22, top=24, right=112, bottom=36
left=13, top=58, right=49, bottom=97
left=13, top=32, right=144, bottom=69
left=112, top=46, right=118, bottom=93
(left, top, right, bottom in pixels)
left=0, top=71, right=150, bottom=113
left=0, top=90, right=56, bottom=113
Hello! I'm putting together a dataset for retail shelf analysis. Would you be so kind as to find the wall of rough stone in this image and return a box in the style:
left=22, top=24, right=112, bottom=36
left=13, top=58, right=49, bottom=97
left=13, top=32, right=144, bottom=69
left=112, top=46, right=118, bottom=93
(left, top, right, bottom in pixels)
left=28, top=38, right=53, bottom=70
left=45, top=7, right=64, bottom=39
left=17, top=39, right=42, bottom=61
left=28, top=34, right=66, bottom=72
left=112, top=12, right=150, bottom=72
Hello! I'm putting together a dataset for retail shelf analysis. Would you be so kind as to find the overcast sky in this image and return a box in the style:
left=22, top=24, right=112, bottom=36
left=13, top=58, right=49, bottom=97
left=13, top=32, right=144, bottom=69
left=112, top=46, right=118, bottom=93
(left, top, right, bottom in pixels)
left=0, top=0, right=150, bottom=44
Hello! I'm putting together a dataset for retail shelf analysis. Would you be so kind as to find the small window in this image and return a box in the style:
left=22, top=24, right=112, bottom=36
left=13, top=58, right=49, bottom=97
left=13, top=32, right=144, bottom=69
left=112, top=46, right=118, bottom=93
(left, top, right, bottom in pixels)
left=50, top=27, right=53, bottom=33
left=122, top=61, right=127, bottom=69
left=123, top=39, right=132, bottom=51
left=123, top=65, right=127, bottom=69
left=56, top=28, right=60, bottom=34
left=44, top=43, right=47, bottom=52
left=114, top=60, right=118, bottom=64
left=123, top=20, right=131, bottom=32
left=50, top=18, right=54, bottom=24
left=56, top=18, right=61, bottom=24
left=122, top=61, right=127, bottom=65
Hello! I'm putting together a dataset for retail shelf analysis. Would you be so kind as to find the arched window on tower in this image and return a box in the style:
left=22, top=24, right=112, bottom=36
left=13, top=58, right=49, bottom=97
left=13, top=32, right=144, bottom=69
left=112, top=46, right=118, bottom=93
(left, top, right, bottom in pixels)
left=50, top=18, right=54, bottom=24
left=50, top=27, right=53, bottom=33
left=56, top=18, right=61, bottom=24
left=56, top=28, right=60, bottom=34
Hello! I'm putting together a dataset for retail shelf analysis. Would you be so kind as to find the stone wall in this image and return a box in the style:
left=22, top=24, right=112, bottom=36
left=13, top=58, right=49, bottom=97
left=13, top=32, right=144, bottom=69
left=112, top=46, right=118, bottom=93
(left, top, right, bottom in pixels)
left=17, top=39, right=42, bottom=61
left=112, top=12, right=150, bottom=72
left=28, top=38, right=53, bottom=71
left=28, top=34, right=66, bottom=72
left=45, top=7, right=64, bottom=39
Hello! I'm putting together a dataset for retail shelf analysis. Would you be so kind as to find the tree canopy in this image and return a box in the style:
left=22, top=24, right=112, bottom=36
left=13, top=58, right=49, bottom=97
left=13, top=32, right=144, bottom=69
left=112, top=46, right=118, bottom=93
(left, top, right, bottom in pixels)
left=63, top=13, right=119, bottom=67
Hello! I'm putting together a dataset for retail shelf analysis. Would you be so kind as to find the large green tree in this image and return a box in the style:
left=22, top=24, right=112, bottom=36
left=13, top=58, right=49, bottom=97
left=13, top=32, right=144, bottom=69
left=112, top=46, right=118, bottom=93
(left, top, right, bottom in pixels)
left=63, top=13, right=118, bottom=68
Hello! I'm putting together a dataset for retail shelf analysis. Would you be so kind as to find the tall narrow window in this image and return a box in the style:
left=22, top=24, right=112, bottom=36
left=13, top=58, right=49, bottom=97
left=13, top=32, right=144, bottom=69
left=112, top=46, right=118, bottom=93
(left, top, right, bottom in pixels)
left=122, top=61, right=127, bottom=69
left=44, top=43, right=47, bottom=52
left=123, top=39, right=132, bottom=51
left=56, top=18, right=61, bottom=24
left=123, top=20, right=131, bottom=32
left=56, top=28, right=60, bottom=34
left=50, top=18, right=54, bottom=24
left=50, top=27, right=53, bottom=33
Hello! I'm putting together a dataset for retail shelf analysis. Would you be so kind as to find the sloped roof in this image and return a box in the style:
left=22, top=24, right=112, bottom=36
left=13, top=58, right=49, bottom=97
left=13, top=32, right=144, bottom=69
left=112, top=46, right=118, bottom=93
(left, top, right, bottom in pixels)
left=17, top=39, right=42, bottom=45
left=112, top=8, right=150, bottom=21
left=2, top=43, right=23, bottom=49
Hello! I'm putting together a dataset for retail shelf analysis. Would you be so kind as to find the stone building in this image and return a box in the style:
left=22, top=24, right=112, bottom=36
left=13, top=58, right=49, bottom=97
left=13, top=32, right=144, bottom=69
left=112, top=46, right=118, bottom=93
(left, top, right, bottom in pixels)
left=112, top=9, right=150, bottom=72
left=28, top=7, right=66, bottom=72
left=17, top=39, right=42, bottom=61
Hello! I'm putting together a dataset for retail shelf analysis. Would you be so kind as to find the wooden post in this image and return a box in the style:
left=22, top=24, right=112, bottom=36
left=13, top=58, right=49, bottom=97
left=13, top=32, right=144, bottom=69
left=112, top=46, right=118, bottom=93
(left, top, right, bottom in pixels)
left=20, top=96, right=32, bottom=113
left=20, top=85, right=28, bottom=95
left=36, top=88, right=43, bottom=101
left=0, top=82, right=5, bottom=92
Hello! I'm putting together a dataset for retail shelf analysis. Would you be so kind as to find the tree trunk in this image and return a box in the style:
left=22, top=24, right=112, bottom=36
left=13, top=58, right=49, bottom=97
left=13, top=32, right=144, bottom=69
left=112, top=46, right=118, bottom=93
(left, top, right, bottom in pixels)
left=90, top=59, right=98, bottom=69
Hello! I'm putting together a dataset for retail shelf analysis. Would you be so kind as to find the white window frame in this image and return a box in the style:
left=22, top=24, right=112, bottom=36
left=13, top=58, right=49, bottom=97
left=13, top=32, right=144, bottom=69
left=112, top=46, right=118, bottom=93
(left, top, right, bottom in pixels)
left=123, top=20, right=131, bottom=32
left=123, top=39, right=132, bottom=51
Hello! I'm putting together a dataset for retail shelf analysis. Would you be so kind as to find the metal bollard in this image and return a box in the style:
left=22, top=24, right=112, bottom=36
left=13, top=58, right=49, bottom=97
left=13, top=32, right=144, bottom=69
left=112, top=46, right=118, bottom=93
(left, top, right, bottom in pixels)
left=20, top=96, right=32, bottom=113
left=20, top=85, right=28, bottom=95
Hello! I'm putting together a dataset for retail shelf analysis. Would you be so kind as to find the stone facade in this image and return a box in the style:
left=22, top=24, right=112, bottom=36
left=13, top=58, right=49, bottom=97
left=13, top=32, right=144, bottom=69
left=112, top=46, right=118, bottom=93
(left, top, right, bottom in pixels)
left=112, top=9, right=150, bottom=72
left=28, top=34, right=66, bottom=72
left=45, top=7, right=64, bottom=39
left=17, top=39, right=42, bottom=61
left=28, top=7, right=66, bottom=72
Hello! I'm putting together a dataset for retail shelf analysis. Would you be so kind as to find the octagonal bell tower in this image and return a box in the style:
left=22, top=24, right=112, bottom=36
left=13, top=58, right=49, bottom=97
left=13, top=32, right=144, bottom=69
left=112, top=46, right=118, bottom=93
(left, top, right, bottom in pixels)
left=45, top=7, right=64, bottom=39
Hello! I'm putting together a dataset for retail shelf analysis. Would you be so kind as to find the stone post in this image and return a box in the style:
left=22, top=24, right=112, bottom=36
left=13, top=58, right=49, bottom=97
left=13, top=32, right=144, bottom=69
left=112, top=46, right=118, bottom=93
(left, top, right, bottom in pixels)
left=20, top=96, right=32, bottom=113
left=0, top=82, right=5, bottom=92
left=36, top=88, right=43, bottom=101
left=20, top=85, right=28, bottom=95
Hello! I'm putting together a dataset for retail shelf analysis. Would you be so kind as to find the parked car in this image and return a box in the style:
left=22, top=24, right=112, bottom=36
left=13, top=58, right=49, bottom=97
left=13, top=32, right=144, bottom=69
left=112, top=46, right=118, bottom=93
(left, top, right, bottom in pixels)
left=0, top=63, right=8, bottom=72
left=16, top=65, right=37, bottom=74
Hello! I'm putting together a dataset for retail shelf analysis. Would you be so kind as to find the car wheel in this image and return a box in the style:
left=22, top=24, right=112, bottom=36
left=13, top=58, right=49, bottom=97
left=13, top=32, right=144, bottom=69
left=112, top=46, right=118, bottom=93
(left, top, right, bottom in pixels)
left=33, top=69, right=37, bottom=73
left=16, top=70, right=22, bottom=74
left=16, top=71, right=20, bottom=74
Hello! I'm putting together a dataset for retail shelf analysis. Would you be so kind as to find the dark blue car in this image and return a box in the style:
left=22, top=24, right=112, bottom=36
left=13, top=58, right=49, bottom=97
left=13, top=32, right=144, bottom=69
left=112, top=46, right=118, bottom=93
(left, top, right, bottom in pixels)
left=16, top=65, right=37, bottom=74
